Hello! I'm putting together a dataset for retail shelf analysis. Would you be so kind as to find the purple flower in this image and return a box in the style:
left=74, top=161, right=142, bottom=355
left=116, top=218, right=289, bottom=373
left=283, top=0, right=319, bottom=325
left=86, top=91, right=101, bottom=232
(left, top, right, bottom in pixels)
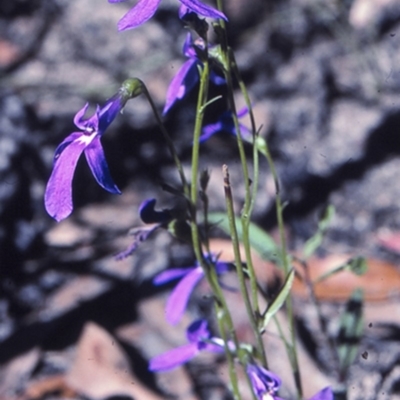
left=109, top=0, right=227, bottom=31
left=247, top=364, right=333, bottom=400
left=44, top=95, right=124, bottom=222
left=115, top=198, right=173, bottom=260
left=139, top=198, right=173, bottom=224
left=163, top=33, right=225, bottom=115
left=247, top=364, right=282, bottom=400
left=200, top=107, right=251, bottom=142
left=153, top=259, right=230, bottom=325
left=149, top=319, right=224, bottom=371
left=115, top=225, right=159, bottom=260
left=308, top=387, right=334, bottom=400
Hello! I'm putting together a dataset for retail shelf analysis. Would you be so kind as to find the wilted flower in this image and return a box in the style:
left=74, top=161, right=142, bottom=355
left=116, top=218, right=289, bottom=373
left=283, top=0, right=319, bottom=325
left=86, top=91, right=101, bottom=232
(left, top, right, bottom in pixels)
left=149, top=319, right=225, bottom=371
left=115, top=198, right=173, bottom=260
left=109, top=0, right=227, bottom=31
left=163, top=33, right=225, bottom=115
left=153, top=257, right=230, bottom=324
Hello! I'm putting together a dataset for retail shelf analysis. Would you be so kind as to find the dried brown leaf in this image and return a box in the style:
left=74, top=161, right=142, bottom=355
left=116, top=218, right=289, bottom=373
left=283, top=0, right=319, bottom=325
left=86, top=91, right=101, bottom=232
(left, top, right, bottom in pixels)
left=66, top=322, right=164, bottom=400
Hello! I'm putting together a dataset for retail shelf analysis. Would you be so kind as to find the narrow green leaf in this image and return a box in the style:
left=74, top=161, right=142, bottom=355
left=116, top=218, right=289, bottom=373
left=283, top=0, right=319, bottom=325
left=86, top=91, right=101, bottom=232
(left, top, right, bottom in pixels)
left=208, top=212, right=280, bottom=263
left=346, top=256, right=368, bottom=276
left=315, top=256, right=368, bottom=284
left=303, top=205, right=335, bottom=259
left=260, top=269, right=295, bottom=332
left=318, top=204, right=335, bottom=231
left=303, top=232, right=323, bottom=260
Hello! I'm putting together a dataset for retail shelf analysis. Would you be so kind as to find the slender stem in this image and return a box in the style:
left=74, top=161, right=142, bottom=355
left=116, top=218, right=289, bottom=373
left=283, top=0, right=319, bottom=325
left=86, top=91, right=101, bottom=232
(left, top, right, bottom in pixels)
left=143, top=76, right=243, bottom=397
left=209, top=264, right=242, bottom=400
left=217, top=39, right=267, bottom=369
left=228, top=50, right=262, bottom=325
left=201, top=187, right=211, bottom=255
left=298, top=257, right=340, bottom=379
left=223, top=165, right=267, bottom=366
left=229, top=44, right=303, bottom=399
left=142, top=85, right=189, bottom=198
left=229, top=50, right=260, bottom=216
left=189, top=59, right=209, bottom=266
left=190, top=62, right=209, bottom=213
left=275, top=186, right=303, bottom=399
left=189, top=58, right=242, bottom=400
left=260, top=128, right=303, bottom=398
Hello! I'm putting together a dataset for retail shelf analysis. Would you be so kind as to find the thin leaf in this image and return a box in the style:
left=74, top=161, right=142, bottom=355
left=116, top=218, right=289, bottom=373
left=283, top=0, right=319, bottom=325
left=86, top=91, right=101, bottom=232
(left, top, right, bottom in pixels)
left=260, top=269, right=295, bottom=332
left=346, top=256, right=368, bottom=276
left=208, top=212, right=280, bottom=263
left=314, top=256, right=368, bottom=284
left=303, top=205, right=335, bottom=259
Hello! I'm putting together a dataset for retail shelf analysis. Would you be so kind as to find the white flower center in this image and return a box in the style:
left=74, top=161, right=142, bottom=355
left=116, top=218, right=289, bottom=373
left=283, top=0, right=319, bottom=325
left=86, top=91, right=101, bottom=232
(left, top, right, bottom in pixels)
left=77, top=130, right=96, bottom=145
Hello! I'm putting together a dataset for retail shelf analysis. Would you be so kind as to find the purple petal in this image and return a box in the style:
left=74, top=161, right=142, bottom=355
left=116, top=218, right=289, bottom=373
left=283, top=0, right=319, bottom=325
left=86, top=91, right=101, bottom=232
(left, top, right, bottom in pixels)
left=179, top=4, right=189, bottom=18
left=117, top=0, right=161, bottom=31
left=210, top=71, right=225, bottom=86
left=73, top=103, right=91, bottom=130
left=84, top=136, right=121, bottom=194
left=139, top=198, right=156, bottom=218
left=109, top=0, right=125, bottom=3
left=206, top=337, right=235, bottom=353
left=115, top=225, right=159, bottom=260
left=179, top=0, right=227, bottom=20
left=308, top=387, right=334, bottom=400
left=200, top=337, right=226, bottom=353
left=98, top=94, right=123, bottom=132
left=148, top=343, right=199, bottom=371
left=186, top=319, right=210, bottom=343
left=139, top=198, right=171, bottom=223
left=215, top=261, right=230, bottom=273
left=246, top=364, right=281, bottom=397
left=163, top=58, right=199, bottom=115
left=52, top=132, right=85, bottom=159
left=237, top=106, right=249, bottom=118
left=238, top=122, right=252, bottom=141
left=153, top=268, right=193, bottom=285
left=199, top=121, right=223, bottom=142
left=182, top=33, right=196, bottom=58
left=45, top=133, right=93, bottom=221
left=166, top=266, right=204, bottom=325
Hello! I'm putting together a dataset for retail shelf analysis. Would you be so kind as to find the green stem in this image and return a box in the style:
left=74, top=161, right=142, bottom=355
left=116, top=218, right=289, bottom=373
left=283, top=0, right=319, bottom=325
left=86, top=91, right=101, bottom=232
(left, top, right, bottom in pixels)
left=216, top=0, right=267, bottom=376
left=209, top=264, right=242, bottom=400
left=229, top=45, right=303, bottom=400
left=220, top=47, right=267, bottom=368
left=142, top=85, right=189, bottom=198
left=228, top=48, right=263, bottom=334
left=299, top=257, right=340, bottom=380
left=259, top=132, right=303, bottom=398
left=189, top=58, right=242, bottom=400
left=190, top=61, right=209, bottom=213
left=222, top=164, right=264, bottom=363
left=275, top=184, right=303, bottom=399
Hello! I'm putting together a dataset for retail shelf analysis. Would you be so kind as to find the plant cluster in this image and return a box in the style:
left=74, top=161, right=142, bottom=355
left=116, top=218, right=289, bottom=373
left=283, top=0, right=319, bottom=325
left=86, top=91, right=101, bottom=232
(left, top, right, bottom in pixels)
left=44, top=1, right=366, bottom=399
